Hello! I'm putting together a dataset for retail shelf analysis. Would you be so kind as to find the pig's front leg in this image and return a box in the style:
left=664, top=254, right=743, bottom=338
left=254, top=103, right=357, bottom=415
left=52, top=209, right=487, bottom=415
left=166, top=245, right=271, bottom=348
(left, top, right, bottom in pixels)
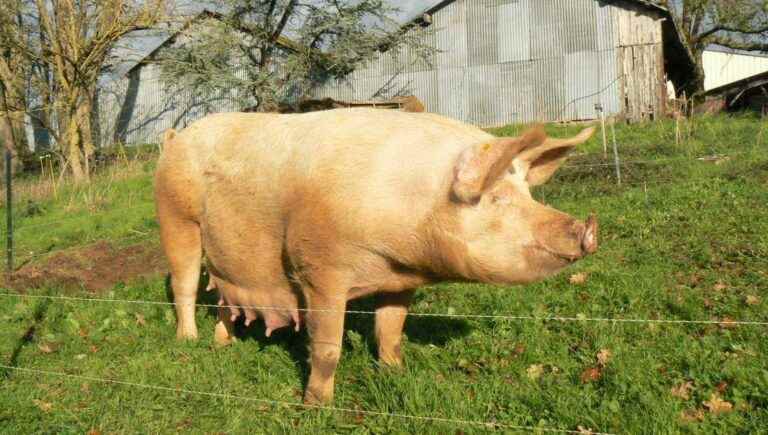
left=303, top=287, right=347, bottom=405
left=375, top=290, right=414, bottom=367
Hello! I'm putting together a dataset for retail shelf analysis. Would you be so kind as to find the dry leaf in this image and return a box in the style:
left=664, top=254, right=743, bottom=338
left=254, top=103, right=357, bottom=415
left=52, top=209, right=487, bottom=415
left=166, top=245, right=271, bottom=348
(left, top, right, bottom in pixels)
left=703, top=393, right=733, bottom=415
left=713, top=282, right=727, bottom=291
left=86, top=430, right=102, bottom=435
left=716, top=381, right=729, bottom=394
left=671, top=381, right=693, bottom=400
left=580, top=367, right=601, bottom=383
left=718, top=317, right=737, bottom=329
left=135, top=313, right=146, bottom=326
left=526, top=364, right=544, bottom=380
left=89, top=345, right=98, bottom=353
left=745, top=295, right=760, bottom=306
left=680, top=408, right=705, bottom=422
left=37, top=343, right=55, bottom=354
left=33, top=399, right=52, bottom=412
left=596, top=349, right=612, bottom=367
left=703, top=298, right=714, bottom=309
left=569, top=272, right=588, bottom=285
left=514, top=343, right=526, bottom=356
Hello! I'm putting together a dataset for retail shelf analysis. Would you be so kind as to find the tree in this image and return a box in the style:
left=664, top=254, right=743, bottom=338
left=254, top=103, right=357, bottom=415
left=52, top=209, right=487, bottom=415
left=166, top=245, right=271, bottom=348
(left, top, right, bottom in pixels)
left=659, top=0, right=768, bottom=96
left=158, top=0, right=435, bottom=113
left=0, top=0, right=32, bottom=173
left=0, top=0, right=169, bottom=182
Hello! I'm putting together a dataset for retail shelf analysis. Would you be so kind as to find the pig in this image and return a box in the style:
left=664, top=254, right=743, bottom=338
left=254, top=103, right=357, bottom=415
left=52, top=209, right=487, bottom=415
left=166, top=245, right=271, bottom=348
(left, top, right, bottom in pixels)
left=154, top=108, right=598, bottom=404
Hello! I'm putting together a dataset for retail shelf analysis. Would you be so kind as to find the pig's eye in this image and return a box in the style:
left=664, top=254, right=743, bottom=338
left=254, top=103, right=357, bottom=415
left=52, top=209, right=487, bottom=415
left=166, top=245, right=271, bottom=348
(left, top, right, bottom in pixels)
left=508, top=166, right=516, bottom=175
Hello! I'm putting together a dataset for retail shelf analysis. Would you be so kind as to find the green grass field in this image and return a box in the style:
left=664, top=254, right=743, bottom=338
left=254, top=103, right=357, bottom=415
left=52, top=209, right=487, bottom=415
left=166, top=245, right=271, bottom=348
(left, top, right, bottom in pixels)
left=1, top=114, right=767, bottom=434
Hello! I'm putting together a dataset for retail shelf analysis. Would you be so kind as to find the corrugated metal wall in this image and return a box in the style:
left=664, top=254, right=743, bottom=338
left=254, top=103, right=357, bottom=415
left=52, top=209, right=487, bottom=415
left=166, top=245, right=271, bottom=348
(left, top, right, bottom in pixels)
left=703, top=50, right=768, bottom=91
left=95, top=63, right=245, bottom=146
left=77, top=0, right=667, bottom=148
left=315, top=0, right=666, bottom=127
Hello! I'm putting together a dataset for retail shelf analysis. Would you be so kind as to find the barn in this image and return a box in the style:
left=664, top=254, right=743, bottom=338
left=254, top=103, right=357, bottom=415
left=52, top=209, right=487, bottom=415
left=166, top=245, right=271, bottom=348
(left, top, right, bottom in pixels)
left=315, top=0, right=680, bottom=126
left=39, top=0, right=687, bottom=149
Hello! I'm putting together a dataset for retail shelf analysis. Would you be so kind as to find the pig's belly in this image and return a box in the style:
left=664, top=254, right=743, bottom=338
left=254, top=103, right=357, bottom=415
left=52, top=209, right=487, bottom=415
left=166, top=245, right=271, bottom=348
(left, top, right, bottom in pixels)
left=200, top=197, right=300, bottom=335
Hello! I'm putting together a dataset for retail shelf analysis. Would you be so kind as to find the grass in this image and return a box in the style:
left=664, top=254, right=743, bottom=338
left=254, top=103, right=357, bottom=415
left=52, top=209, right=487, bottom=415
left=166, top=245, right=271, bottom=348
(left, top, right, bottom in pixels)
left=1, top=113, right=767, bottom=434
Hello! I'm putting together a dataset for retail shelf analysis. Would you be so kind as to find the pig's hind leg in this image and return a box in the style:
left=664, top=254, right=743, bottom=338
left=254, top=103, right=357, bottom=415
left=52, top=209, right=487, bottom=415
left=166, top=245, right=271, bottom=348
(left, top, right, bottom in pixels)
left=158, top=212, right=202, bottom=340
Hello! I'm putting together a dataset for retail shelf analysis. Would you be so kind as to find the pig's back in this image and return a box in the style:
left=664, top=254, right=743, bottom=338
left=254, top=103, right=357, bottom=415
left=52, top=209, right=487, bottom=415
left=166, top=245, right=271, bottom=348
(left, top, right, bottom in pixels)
left=177, top=109, right=493, bottom=234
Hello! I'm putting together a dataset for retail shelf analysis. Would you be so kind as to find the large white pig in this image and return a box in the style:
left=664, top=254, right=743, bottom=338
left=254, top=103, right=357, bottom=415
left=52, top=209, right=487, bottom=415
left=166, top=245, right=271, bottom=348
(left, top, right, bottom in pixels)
left=154, top=108, right=598, bottom=404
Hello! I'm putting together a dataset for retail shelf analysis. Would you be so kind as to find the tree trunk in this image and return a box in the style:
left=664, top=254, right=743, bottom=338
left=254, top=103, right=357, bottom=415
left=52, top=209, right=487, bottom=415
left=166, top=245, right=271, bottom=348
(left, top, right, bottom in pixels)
left=60, top=101, right=91, bottom=183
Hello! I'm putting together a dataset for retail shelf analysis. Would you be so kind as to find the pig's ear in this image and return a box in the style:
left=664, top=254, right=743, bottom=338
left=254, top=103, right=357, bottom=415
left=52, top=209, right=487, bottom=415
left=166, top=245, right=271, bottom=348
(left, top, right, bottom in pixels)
left=452, top=126, right=546, bottom=203
left=515, top=127, right=595, bottom=187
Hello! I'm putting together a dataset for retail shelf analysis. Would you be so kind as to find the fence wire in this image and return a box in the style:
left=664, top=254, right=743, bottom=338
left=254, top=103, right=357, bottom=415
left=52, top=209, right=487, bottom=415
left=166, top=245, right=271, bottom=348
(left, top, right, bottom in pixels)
left=1, top=292, right=766, bottom=326
left=0, top=364, right=615, bottom=434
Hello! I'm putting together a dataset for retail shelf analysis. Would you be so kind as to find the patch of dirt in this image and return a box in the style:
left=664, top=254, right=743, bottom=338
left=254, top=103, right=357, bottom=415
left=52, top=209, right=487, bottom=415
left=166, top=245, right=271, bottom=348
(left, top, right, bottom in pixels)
left=4, top=241, right=167, bottom=293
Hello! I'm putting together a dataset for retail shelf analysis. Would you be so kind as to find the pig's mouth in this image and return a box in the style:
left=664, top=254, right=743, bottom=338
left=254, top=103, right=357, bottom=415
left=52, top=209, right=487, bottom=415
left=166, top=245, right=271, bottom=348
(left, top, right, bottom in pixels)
left=535, top=215, right=599, bottom=264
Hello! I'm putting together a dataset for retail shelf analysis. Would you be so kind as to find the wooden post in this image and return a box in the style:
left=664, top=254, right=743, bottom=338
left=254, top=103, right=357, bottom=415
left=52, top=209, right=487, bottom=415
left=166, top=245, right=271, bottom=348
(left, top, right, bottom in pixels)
left=595, top=103, right=608, bottom=158
left=610, top=119, right=622, bottom=186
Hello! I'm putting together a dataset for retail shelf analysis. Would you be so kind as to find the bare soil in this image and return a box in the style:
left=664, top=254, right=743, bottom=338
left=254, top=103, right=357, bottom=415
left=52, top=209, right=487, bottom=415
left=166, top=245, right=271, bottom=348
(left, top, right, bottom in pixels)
left=4, top=241, right=167, bottom=293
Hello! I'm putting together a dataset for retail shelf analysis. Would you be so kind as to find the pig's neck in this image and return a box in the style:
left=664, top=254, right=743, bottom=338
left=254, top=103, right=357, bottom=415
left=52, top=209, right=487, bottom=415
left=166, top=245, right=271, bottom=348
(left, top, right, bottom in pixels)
left=418, top=208, right=483, bottom=283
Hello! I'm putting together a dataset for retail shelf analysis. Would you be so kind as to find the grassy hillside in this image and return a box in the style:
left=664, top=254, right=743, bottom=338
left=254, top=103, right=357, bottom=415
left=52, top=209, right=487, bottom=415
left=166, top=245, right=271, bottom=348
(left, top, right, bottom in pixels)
left=1, top=114, right=767, bottom=434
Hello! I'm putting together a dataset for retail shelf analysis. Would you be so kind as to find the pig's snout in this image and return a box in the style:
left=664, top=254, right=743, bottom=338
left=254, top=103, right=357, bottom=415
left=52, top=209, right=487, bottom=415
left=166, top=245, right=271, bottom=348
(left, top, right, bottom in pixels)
left=580, top=214, right=598, bottom=255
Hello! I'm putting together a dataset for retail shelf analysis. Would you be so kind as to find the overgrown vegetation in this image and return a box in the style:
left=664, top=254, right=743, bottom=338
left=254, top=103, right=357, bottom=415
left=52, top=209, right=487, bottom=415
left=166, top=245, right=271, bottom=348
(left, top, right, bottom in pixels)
left=0, top=114, right=766, bottom=433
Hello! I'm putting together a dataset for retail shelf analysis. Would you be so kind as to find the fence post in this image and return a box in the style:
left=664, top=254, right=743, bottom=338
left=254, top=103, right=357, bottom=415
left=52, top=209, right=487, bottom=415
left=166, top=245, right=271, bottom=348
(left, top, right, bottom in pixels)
left=610, top=119, right=622, bottom=186
left=5, top=147, right=12, bottom=274
left=595, top=103, right=608, bottom=158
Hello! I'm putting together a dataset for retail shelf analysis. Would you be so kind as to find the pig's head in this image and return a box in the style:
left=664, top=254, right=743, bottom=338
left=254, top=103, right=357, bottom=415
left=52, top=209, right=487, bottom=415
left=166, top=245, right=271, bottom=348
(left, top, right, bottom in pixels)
left=442, top=125, right=598, bottom=284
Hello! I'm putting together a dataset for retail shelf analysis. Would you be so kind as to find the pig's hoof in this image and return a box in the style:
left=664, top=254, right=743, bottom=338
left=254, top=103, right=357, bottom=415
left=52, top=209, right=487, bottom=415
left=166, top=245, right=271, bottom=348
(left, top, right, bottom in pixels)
left=303, top=388, right=333, bottom=406
left=214, top=323, right=236, bottom=347
left=379, top=355, right=404, bottom=368
left=176, top=327, right=198, bottom=341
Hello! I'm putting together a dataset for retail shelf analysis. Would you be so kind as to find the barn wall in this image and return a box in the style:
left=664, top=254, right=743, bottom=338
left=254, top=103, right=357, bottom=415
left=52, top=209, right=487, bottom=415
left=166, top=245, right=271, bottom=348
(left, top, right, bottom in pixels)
left=315, top=0, right=667, bottom=127
left=96, top=63, right=244, bottom=146
left=703, top=50, right=768, bottom=91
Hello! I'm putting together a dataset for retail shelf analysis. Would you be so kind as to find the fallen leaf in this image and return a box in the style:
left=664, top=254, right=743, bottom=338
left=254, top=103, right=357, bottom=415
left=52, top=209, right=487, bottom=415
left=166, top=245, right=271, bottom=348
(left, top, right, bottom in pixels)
left=32, top=399, right=52, bottom=412
left=135, top=313, right=146, bottom=326
left=86, top=430, right=101, bottom=435
left=671, top=381, right=694, bottom=400
left=703, top=393, right=733, bottom=414
left=89, top=345, right=98, bottom=353
left=526, top=364, right=544, bottom=380
left=745, top=295, right=760, bottom=306
left=569, top=272, right=588, bottom=285
left=596, top=349, right=612, bottom=367
left=680, top=408, right=705, bottom=422
left=713, top=282, right=727, bottom=291
left=718, top=317, right=737, bottom=329
left=580, top=367, right=601, bottom=383
left=716, top=381, right=729, bottom=394
left=37, top=343, right=55, bottom=354
left=703, top=298, right=714, bottom=309
left=514, top=343, right=526, bottom=356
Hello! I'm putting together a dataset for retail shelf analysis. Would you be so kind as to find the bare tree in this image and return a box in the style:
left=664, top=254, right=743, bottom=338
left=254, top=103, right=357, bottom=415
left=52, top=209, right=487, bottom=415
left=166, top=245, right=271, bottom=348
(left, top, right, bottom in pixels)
left=660, top=0, right=768, bottom=96
left=158, top=0, right=435, bottom=112
left=0, top=0, right=170, bottom=182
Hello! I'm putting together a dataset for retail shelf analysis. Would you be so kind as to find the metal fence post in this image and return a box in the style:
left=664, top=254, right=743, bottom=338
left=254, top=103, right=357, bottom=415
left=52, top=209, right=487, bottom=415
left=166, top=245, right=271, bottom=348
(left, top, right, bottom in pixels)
left=4, top=148, right=12, bottom=274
